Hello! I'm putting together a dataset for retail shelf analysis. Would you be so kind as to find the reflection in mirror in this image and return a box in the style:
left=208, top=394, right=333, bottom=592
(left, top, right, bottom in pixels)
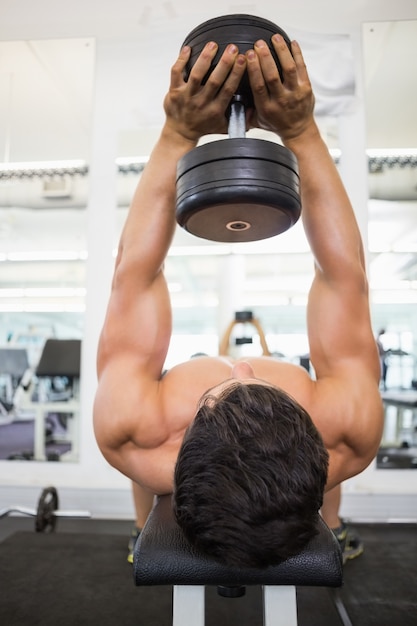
left=362, top=20, right=417, bottom=469
left=0, top=38, right=95, bottom=462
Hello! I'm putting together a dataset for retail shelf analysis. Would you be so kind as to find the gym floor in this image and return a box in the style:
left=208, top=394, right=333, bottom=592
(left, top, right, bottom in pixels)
left=0, top=513, right=133, bottom=542
left=1, top=515, right=416, bottom=626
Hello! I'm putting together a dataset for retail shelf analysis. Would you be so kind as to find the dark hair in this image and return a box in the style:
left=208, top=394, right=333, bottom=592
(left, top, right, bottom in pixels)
left=173, top=383, right=329, bottom=568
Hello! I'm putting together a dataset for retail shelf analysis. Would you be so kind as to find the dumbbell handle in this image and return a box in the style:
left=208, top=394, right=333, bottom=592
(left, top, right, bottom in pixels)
left=228, top=96, right=246, bottom=139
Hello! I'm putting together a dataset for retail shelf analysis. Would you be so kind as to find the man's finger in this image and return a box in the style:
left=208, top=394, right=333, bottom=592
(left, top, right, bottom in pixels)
left=169, top=45, right=192, bottom=89
left=186, top=41, right=219, bottom=95
left=203, top=44, right=243, bottom=98
left=289, top=40, right=310, bottom=84
left=270, top=34, right=298, bottom=89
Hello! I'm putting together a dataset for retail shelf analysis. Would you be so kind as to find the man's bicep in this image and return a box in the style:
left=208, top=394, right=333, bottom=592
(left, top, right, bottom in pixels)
left=307, top=271, right=380, bottom=380
left=97, top=269, right=172, bottom=380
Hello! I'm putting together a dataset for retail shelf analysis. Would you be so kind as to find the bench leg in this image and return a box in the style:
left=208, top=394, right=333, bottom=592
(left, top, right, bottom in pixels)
left=263, top=585, right=297, bottom=626
left=173, top=585, right=205, bottom=626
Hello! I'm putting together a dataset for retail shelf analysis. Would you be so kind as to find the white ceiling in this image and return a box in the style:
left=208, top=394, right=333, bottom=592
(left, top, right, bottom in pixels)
left=0, top=0, right=417, bottom=316
left=1, top=3, right=417, bottom=160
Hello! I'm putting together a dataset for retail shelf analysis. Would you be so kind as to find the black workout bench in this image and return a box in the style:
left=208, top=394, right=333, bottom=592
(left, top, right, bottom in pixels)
left=134, top=495, right=345, bottom=626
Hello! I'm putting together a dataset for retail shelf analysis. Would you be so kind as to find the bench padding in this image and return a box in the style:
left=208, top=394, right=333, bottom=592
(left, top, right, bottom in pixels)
left=133, top=495, right=343, bottom=588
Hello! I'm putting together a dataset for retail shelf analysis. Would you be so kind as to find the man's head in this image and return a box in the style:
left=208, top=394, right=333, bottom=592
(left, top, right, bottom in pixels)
left=173, top=380, right=329, bottom=568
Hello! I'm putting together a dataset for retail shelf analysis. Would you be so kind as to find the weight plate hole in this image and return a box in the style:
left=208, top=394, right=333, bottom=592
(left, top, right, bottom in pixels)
left=226, top=220, right=251, bottom=231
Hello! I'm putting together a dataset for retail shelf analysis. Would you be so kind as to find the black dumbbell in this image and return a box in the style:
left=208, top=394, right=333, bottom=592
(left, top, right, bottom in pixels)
left=176, top=14, right=301, bottom=243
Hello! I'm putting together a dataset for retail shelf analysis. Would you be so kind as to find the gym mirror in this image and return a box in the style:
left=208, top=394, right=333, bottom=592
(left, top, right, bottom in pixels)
left=0, top=38, right=95, bottom=462
left=363, top=20, right=417, bottom=469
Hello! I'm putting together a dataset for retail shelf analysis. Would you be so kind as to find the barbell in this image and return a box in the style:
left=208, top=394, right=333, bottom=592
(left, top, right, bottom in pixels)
left=0, top=486, right=90, bottom=533
left=175, top=14, right=301, bottom=243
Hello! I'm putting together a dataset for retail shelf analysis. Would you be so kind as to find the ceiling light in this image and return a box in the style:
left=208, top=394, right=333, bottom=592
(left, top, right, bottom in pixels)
left=0, top=159, right=87, bottom=171
left=366, top=148, right=417, bottom=157
left=3, top=251, right=88, bottom=262
left=0, top=287, right=86, bottom=298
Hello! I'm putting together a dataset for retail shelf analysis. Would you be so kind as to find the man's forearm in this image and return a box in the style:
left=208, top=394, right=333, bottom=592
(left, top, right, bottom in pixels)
left=284, top=121, right=365, bottom=280
left=117, top=126, right=198, bottom=278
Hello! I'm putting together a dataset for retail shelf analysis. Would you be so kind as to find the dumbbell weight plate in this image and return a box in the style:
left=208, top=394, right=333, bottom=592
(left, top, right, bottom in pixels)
left=235, top=311, right=253, bottom=322
left=35, top=485, right=59, bottom=532
left=182, top=14, right=292, bottom=108
left=176, top=138, right=301, bottom=243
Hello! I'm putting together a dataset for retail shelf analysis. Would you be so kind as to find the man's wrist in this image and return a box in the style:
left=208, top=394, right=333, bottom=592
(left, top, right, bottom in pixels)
left=160, top=122, right=199, bottom=151
left=281, top=119, right=321, bottom=153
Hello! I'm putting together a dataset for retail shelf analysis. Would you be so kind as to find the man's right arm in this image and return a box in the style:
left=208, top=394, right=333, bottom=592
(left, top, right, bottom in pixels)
left=94, top=42, right=247, bottom=471
left=93, top=128, right=195, bottom=463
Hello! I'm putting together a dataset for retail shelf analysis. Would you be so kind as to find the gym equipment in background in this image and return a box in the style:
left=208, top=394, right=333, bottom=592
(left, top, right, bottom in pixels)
left=0, top=486, right=90, bottom=533
left=219, top=310, right=271, bottom=357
